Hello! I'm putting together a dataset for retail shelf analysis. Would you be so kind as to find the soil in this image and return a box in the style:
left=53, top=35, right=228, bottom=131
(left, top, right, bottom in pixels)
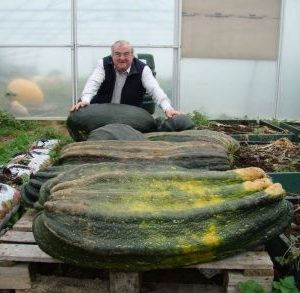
left=204, top=121, right=288, bottom=135
left=198, top=121, right=300, bottom=172
left=234, top=138, right=300, bottom=172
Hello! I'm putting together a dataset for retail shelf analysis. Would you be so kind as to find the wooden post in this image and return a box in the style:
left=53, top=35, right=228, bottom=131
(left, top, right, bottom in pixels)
left=0, top=263, right=31, bottom=290
left=109, top=271, right=140, bottom=293
left=225, top=271, right=274, bottom=293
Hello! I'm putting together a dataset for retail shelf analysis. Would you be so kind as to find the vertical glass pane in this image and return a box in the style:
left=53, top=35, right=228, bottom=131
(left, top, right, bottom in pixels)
left=180, top=59, right=277, bottom=119
left=77, top=0, right=175, bottom=45
left=0, top=48, right=72, bottom=118
left=277, top=0, right=300, bottom=120
left=0, top=0, right=71, bottom=45
left=77, top=47, right=174, bottom=113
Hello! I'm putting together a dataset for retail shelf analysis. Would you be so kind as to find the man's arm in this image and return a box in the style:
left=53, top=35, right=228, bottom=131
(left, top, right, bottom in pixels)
left=70, top=58, right=105, bottom=112
left=141, top=66, right=180, bottom=118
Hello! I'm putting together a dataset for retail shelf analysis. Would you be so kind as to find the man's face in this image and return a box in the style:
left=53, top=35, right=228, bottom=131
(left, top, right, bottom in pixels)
left=112, top=44, right=133, bottom=73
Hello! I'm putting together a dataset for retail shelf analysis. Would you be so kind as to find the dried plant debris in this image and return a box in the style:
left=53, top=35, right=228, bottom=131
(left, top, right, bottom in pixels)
left=200, top=122, right=288, bottom=135
left=234, top=138, right=300, bottom=172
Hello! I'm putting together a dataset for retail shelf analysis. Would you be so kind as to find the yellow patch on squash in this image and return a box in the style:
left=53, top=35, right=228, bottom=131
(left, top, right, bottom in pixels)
left=201, top=224, right=221, bottom=247
left=243, top=178, right=272, bottom=192
left=234, top=167, right=266, bottom=181
left=193, top=195, right=223, bottom=208
left=265, top=183, right=285, bottom=198
left=172, top=180, right=207, bottom=192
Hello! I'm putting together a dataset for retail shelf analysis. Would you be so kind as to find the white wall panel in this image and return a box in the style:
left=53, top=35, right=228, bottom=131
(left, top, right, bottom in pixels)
left=180, top=58, right=277, bottom=118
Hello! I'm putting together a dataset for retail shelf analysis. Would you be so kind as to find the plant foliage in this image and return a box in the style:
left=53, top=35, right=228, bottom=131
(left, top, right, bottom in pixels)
left=273, top=276, right=299, bottom=293
left=0, top=110, right=72, bottom=165
left=275, top=235, right=300, bottom=271
left=188, top=111, right=210, bottom=127
left=236, top=280, right=266, bottom=293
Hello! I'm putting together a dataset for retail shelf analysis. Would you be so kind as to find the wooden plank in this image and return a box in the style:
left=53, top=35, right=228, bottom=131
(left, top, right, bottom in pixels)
left=13, top=209, right=38, bottom=232
left=0, top=231, right=36, bottom=244
left=0, top=263, right=31, bottom=289
left=244, top=269, right=274, bottom=276
left=15, top=275, right=109, bottom=293
left=0, top=243, right=61, bottom=263
left=110, top=271, right=140, bottom=293
left=225, top=271, right=273, bottom=293
left=143, top=283, right=223, bottom=293
left=188, top=251, right=273, bottom=270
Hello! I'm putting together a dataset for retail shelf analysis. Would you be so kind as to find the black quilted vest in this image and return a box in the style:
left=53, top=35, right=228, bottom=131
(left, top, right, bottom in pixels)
left=90, top=56, right=146, bottom=107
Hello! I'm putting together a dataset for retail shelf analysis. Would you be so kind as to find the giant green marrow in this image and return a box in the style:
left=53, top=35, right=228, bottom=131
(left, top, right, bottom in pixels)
left=146, top=129, right=240, bottom=164
left=33, top=166, right=292, bottom=271
left=59, top=140, right=231, bottom=170
left=21, top=164, right=79, bottom=208
left=146, top=129, right=239, bottom=150
left=67, top=104, right=157, bottom=141
left=87, top=123, right=148, bottom=141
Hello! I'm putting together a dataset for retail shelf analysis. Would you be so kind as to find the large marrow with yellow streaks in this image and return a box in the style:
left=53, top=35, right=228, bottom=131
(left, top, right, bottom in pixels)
left=33, top=166, right=292, bottom=271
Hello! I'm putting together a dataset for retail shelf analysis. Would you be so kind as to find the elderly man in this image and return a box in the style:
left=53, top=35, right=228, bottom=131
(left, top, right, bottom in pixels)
left=70, top=40, right=180, bottom=118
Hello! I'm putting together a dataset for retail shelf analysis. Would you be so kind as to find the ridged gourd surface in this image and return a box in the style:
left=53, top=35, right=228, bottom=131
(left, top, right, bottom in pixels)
left=145, top=129, right=239, bottom=151
left=66, top=104, right=157, bottom=141
left=33, top=165, right=292, bottom=271
left=58, top=140, right=231, bottom=170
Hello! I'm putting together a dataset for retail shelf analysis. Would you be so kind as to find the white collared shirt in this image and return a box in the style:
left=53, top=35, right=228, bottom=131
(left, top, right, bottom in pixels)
left=80, top=58, right=173, bottom=111
left=111, top=68, right=129, bottom=104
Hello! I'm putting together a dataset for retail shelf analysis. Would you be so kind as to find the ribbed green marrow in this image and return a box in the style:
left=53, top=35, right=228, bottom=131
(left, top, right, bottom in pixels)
left=21, top=165, right=79, bottom=208
left=146, top=129, right=239, bottom=149
left=67, top=104, right=157, bottom=141
left=59, top=140, right=231, bottom=170
left=146, top=129, right=239, bottom=164
left=33, top=166, right=292, bottom=271
left=87, top=123, right=148, bottom=141
left=156, top=115, right=195, bottom=132
left=37, top=163, right=188, bottom=207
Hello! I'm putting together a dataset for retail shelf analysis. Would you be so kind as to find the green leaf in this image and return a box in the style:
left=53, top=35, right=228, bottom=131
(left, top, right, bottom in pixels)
left=273, top=281, right=281, bottom=289
left=280, top=276, right=296, bottom=289
left=273, top=276, right=299, bottom=293
left=236, top=280, right=266, bottom=293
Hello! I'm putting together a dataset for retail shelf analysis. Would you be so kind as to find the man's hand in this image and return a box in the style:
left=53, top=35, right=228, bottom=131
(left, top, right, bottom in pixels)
left=70, top=101, right=89, bottom=112
left=165, top=108, right=181, bottom=118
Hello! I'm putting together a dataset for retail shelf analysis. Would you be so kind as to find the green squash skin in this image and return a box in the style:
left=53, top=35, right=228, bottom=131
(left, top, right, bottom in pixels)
left=66, top=104, right=157, bottom=141
left=145, top=129, right=240, bottom=166
left=59, top=140, right=231, bottom=170
left=32, top=166, right=292, bottom=271
left=156, top=115, right=195, bottom=132
left=146, top=129, right=240, bottom=150
left=37, top=163, right=265, bottom=207
left=33, top=198, right=292, bottom=271
left=21, top=164, right=80, bottom=208
left=20, top=185, right=38, bottom=207
left=87, top=123, right=148, bottom=141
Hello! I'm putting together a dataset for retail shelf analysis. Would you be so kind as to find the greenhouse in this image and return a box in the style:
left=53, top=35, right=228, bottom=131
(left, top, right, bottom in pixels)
left=0, top=1, right=300, bottom=292
left=0, top=0, right=299, bottom=119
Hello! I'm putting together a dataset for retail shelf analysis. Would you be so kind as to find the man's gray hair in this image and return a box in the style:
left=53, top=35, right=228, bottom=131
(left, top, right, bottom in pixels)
left=111, top=40, right=134, bottom=55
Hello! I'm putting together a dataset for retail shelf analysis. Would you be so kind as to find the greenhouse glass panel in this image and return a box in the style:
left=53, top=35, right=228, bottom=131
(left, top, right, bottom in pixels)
left=0, top=48, right=72, bottom=118
left=0, top=0, right=71, bottom=45
left=77, top=47, right=174, bottom=114
left=180, top=58, right=277, bottom=119
left=77, top=0, right=175, bottom=45
left=277, top=0, right=300, bottom=120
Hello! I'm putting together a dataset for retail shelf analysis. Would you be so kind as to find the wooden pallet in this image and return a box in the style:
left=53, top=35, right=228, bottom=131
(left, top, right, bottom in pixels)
left=0, top=209, right=274, bottom=292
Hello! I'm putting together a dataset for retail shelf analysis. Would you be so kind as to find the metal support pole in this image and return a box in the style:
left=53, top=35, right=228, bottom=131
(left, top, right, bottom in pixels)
left=173, top=0, right=182, bottom=110
left=71, top=0, right=78, bottom=104
left=274, top=0, right=286, bottom=120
